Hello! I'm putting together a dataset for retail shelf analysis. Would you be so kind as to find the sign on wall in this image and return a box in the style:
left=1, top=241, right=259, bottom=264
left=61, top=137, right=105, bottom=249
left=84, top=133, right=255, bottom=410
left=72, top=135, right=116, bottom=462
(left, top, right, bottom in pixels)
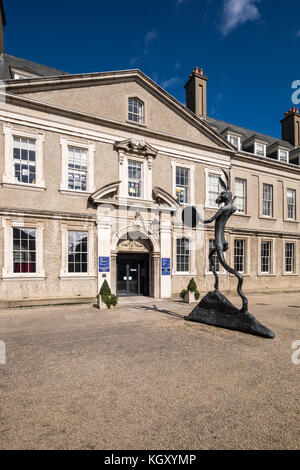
left=99, top=256, right=110, bottom=272
left=161, top=258, right=171, bottom=276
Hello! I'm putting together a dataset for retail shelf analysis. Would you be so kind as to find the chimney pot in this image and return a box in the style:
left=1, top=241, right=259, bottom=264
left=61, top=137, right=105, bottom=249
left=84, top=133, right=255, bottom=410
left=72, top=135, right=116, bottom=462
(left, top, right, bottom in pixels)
left=199, top=68, right=204, bottom=75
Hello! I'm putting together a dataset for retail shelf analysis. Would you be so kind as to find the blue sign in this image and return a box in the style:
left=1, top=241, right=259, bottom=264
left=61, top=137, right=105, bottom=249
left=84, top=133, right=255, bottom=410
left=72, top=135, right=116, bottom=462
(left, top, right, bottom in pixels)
left=161, top=258, right=171, bottom=276
left=99, top=256, right=110, bottom=272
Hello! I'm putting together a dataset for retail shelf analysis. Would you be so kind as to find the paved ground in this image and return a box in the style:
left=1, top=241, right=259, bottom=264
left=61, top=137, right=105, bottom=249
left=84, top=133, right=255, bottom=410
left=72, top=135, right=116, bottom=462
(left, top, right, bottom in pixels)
left=0, top=292, right=299, bottom=450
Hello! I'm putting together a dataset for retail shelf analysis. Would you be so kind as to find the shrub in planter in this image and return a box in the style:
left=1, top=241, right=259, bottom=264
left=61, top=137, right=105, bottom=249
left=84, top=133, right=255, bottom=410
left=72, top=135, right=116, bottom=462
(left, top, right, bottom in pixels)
left=97, top=280, right=118, bottom=309
left=180, top=278, right=200, bottom=303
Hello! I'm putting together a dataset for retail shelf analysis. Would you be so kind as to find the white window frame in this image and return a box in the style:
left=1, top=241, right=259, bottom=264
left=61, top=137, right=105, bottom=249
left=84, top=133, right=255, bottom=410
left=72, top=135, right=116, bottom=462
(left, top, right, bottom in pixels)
left=171, top=161, right=195, bottom=206
left=262, top=183, right=273, bottom=217
left=284, top=242, right=295, bottom=274
left=205, top=169, right=222, bottom=209
left=287, top=188, right=296, bottom=220
left=255, top=142, right=266, bottom=157
left=278, top=149, right=289, bottom=163
left=127, top=97, right=145, bottom=124
left=127, top=159, right=143, bottom=199
left=11, top=68, right=39, bottom=80
left=228, top=134, right=241, bottom=150
left=118, top=153, right=153, bottom=201
left=234, top=178, right=246, bottom=214
left=259, top=239, right=275, bottom=275
left=59, top=224, right=96, bottom=279
left=172, top=231, right=196, bottom=276
left=2, top=125, right=45, bottom=190
left=1, top=218, right=46, bottom=280
left=60, top=137, right=95, bottom=194
left=234, top=239, right=245, bottom=274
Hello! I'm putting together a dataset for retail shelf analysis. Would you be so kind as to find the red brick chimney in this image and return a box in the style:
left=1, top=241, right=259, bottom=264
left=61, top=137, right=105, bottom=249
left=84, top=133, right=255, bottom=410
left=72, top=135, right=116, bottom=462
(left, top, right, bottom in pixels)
left=281, top=108, right=300, bottom=148
left=185, top=67, right=208, bottom=117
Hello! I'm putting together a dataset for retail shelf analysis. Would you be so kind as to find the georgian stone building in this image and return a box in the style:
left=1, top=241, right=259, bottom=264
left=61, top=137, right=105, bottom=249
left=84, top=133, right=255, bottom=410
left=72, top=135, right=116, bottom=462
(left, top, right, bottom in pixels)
left=0, top=2, right=300, bottom=306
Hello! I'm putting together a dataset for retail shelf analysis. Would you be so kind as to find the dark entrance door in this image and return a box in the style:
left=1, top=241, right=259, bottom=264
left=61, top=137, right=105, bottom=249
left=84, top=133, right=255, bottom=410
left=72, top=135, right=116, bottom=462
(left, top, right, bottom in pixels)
left=117, top=253, right=149, bottom=297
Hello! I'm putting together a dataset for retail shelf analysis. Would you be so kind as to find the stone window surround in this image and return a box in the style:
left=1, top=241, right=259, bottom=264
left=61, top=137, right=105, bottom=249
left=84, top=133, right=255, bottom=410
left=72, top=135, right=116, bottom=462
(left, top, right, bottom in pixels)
left=2, top=125, right=46, bottom=191
left=234, top=177, right=247, bottom=214
left=172, top=230, right=196, bottom=276
left=258, top=237, right=276, bottom=276
left=118, top=152, right=153, bottom=201
left=126, top=96, right=146, bottom=127
left=204, top=168, right=222, bottom=210
left=1, top=217, right=46, bottom=280
left=59, top=136, right=95, bottom=195
left=171, top=161, right=195, bottom=206
left=230, top=236, right=251, bottom=276
left=282, top=239, right=298, bottom=276
left=59, top=223, right=96, bottom=280
left=205, top=235, right=226, bottom=276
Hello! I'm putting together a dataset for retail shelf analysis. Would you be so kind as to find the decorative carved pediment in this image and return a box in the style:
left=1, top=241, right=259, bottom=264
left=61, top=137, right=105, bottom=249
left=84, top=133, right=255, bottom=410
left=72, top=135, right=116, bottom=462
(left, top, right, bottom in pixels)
left=114, top=138, right=158, bottom=159
left=117, top=233, right=152, bottom=253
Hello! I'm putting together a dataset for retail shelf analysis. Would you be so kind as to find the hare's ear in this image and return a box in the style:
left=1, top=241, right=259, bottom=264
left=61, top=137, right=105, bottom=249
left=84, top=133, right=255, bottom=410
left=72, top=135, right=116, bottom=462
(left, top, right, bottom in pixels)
left=219, top=177, right=227, bottom=190
left=222, top=168, right=231, bottom=190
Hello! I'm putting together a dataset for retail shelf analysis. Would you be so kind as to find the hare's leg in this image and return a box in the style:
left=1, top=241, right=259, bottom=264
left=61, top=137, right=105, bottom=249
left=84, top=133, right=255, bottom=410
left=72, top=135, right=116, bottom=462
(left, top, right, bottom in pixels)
left=209, top=247, right=219, bottom=292
left=217, top=248, right=248, bottom=313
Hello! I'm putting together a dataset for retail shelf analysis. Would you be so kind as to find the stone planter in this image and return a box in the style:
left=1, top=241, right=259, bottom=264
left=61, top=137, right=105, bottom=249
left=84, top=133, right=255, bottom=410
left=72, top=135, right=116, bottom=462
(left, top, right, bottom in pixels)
left=183, top=290, right=198, bottom=304
left=97, top=296, right=117, bottom=309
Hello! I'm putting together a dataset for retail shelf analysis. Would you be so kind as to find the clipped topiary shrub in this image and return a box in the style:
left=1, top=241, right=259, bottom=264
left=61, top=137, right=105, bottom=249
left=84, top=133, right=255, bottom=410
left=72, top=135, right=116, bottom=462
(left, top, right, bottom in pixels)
left=97, top=280, right=118, bottom=309
left=180, top=289, right=188, bottom=299
left=187, top=278, right=197, bottom=292
left=181, top=278, right=200, bottom=303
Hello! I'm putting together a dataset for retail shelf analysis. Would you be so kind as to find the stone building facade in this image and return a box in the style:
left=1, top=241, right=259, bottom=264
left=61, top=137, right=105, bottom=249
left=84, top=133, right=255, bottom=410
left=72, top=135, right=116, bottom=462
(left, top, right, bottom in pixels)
left=0, top=4, right=300, bottom=307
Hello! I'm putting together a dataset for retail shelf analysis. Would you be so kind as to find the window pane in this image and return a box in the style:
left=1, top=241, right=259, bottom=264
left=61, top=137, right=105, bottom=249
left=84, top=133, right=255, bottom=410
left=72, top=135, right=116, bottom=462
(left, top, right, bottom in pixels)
left=12, top=137, right=36, bottom=185
left=208, top=174, right=220, bottom=208
left=234, top=239, right=245, bottom=272
left=128, top=98, right=144, bottom=123
left=176, top=238, right=190, bottom=272
left=68, top=147, right=88, bottom=191
left=209, top=239, right=220, bottom=272
left=263, top=184, right=273, bottom=217
left=235, top=179, right=246, bottom=213
left=128, top=160, right=142, bottom=198
left=261, top=241, right=271, bottom=273
left=285, top=243, right=295, bottom=273
left=68, top=231, right=88, bottom=273
left=13, top=227, right=36, bottom=273
left=176, top=167, right=190, bottom=204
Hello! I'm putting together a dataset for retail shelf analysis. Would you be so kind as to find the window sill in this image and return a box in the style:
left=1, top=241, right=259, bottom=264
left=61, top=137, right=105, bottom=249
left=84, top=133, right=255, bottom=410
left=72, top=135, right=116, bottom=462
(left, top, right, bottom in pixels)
left=205, top=206, right=219, bottom=211
left=257, top=273, right=276, bottom=277
left=59, top=189, right=92, bottom=197
left=59, top=274, right=96, bottom=280
left=2, top=182, right=46, bottom=192
left=172, top=272, right=197, bottom=277
left=233, top=212, right=251, bottom=218
left=1, top=275, right=46, bottom=281
left=126, top=119, right=147, bottom=128
left=283, top=219, right=299, bottom=223
left=282, top=273, right=298, bottom=276
left=204, top=272, right=227, bottom=277
left=259, top=216, right=277, bottom=221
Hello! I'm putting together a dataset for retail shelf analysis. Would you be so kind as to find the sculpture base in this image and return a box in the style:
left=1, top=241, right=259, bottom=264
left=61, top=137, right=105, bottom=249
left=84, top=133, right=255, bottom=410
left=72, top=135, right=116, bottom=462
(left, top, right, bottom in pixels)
left=185, top=291, right=275, bottom=339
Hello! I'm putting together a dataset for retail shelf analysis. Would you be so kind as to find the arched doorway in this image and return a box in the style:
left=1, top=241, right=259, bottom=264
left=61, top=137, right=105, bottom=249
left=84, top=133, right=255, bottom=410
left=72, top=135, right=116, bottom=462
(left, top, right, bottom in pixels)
left=116, top=232, right=152, bottom=297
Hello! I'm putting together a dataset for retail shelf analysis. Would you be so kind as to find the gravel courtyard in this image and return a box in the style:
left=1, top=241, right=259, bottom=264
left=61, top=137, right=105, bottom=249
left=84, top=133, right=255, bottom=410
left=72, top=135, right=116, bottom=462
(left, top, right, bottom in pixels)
left=0, top=292, right=299, bottom=450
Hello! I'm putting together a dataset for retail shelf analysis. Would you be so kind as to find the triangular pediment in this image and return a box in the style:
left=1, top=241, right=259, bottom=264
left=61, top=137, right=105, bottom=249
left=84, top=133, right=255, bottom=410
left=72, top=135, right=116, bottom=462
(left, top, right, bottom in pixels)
left=5, top=70, right=235, bottom=152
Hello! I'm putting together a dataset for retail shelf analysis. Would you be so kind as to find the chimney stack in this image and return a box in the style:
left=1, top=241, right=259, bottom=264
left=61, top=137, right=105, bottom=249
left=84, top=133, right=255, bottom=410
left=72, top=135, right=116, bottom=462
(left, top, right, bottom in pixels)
left=185, top=67, right=208, bottom=117
left=281, top=108, right=300, bottom=148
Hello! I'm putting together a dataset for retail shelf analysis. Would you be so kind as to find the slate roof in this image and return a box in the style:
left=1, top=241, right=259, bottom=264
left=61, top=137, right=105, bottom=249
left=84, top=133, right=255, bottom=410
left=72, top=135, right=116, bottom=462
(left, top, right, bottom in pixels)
left=202, top=116, right=295, bottom=151
left=0, top=53, right=69, bottom=80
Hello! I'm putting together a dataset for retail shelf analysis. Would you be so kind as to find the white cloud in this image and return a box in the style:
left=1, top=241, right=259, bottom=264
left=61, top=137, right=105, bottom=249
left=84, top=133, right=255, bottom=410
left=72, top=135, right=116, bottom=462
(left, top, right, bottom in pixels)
left=220, top=0, right=261, bottom=36
left=175, top=59, right=181, bottom=69
left=161, top=76, right=182, bottom=89
left=144, top=30, right=158, bottom=53
left=129, top=57, right=139, bottom=66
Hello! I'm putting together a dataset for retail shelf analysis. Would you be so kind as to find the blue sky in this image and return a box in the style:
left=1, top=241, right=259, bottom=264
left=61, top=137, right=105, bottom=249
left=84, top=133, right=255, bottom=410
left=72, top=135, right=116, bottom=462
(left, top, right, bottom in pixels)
left=3, top=0, right=300, bottom=139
